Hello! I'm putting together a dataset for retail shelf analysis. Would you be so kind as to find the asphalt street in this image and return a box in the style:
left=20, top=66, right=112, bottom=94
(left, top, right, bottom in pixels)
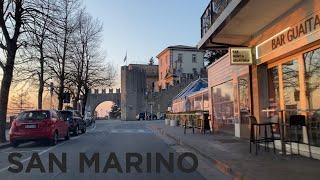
left=0, top=120, right=230, bottom=180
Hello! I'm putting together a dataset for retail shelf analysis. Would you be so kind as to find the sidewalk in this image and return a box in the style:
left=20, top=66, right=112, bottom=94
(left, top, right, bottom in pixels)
left=147, top=121, right=320, bottom=180
left=0, top=129, right=10, bottom=149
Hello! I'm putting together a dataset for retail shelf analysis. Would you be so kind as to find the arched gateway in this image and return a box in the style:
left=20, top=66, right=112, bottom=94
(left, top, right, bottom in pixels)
left=85, top=88, right=121, bottom=116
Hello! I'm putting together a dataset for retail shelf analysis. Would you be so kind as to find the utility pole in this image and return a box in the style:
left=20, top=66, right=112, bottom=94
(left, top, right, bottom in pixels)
left=50, top=81, right=54, bottom=109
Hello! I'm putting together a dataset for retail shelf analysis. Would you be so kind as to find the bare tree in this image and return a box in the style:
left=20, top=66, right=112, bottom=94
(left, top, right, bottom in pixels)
left=13, top=0, right=58, bottom=110
left=0, top=0, right=50, bottom=142
left=68, top=9, right=103, bottom=110
left=81, top=55, right=117, bottom=115
left=10, top=90, right=32, bottom=112
left=46, top=0, right=82, bottom=110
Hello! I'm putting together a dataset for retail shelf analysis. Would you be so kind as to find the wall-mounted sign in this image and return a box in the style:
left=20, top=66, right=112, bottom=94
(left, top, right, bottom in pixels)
left=229, top=47, right=253, bottom=65
left=256, top=10, right=320, bottom=60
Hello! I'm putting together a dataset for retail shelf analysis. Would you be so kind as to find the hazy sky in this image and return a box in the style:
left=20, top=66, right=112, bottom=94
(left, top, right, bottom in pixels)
left=83, top=0, right=209, bottom=81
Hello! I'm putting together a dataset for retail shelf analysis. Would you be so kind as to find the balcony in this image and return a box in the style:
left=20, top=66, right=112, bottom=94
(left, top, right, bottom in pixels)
left=198, top=0, right=303, bottom=49
left=201, top=0, right=232, bottom=38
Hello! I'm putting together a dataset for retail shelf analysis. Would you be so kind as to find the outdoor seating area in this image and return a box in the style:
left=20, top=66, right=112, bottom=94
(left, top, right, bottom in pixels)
left=249, top=109, right=320, bottom=157
left=165, top=112, right=211, bottom=134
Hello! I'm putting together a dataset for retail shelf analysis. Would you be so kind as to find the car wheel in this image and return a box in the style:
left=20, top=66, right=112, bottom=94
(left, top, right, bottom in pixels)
left=74, top=126, right=79, bottom=136
left=11, top=141, right=19, bottom=148
left=81, top=126, right=86, bottom=134
left=50, top=131, right=58, bottom=146
left=65, top=129, right=70, bottom=140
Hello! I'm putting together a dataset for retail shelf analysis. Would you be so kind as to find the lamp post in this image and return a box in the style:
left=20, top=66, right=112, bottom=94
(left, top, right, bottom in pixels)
left=50, top=80, right=54, bottom=110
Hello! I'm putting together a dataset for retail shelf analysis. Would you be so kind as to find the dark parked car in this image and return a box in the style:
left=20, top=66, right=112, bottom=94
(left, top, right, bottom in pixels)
left=9, top=110, right=70, bottom=147
left=136, top=112, right=157, bottom=120
left=59, top=110, right=86, bottom=136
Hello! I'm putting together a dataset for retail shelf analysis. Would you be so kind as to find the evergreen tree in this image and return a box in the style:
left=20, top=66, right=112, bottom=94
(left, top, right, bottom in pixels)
left=148, top=57, right=154, bottom=65
left=109, top=103, right=121, bottom=119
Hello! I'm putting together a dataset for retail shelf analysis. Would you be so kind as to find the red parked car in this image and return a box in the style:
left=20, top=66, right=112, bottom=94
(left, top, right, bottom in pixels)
left=9, top=110, right=70, bottom=147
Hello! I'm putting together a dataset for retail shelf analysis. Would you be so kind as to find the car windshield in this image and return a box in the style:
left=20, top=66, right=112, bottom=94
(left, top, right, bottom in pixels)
left=16, top=111, right=50, bottom=120
left=59, top=111, right=73, bottom=119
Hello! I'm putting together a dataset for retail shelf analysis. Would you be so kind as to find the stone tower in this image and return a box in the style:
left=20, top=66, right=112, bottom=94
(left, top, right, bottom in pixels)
left=121, top=66, right=146, bottom=120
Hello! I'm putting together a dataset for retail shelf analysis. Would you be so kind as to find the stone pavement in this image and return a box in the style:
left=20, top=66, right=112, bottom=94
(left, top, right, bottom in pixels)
left=147, top=120, right=320, bottom=180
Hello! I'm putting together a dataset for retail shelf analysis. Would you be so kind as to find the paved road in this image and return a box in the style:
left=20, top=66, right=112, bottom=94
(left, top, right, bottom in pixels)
left=0, top=120, right=230, bottom=180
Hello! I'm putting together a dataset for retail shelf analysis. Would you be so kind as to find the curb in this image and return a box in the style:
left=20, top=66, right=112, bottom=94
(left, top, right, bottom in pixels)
left=148, top=124, right=251, bottom=180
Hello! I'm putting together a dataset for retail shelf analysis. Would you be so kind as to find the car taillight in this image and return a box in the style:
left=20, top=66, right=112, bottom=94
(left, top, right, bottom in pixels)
left=11, top=121, right=16, bottom=128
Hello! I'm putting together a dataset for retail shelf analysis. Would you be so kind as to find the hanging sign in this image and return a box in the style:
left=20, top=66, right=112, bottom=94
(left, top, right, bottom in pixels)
left=229, top=47, right=253, bottom=65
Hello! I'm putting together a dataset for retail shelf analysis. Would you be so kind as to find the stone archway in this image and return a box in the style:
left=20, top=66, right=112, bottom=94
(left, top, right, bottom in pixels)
left=85, top=89, right=121, bottom=116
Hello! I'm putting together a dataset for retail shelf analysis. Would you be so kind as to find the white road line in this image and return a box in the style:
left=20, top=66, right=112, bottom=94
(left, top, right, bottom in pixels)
left=2, top=150, right=42, bottom=153
left=0, top=136, right=80, bottom=173
left=90, top=125, right=96, bottom=131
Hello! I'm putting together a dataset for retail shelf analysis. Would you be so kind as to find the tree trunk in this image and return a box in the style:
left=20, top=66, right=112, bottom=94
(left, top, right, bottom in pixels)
left=82, top=88, right=89, bottom=115
left=0, top=55, right=15, bottom=143
left=58, top=78, right=64, bottom=110
left=38, top=56, right=44, bottom=109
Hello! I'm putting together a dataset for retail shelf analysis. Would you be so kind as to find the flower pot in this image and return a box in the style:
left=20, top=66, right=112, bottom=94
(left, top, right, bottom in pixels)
left=170, top=119, right=178, bottom=126
left=165, top=119, right=170, bottom=125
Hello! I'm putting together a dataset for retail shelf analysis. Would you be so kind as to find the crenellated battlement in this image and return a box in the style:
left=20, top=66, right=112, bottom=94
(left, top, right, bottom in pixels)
left=91, top=88, right=121, bottom=94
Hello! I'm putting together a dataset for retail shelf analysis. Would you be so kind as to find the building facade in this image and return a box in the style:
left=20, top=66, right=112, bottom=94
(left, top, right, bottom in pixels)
left=127, top=64, right=158, bottom=93
left=156, top=45, right=205, bottom=90
left=199, top=0, right=320, bottom=151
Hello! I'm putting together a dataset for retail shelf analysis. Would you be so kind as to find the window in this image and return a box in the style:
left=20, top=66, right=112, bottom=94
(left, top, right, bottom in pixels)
left=303, top=48, right=320, bottom=110
left=178, top=54, right=183, bottom=62
left=268, top=66, right=280, bottom=109
left=282, top=59, right=300, bottom=110
left=16, top=111, right=50, bottom=120
left=192, top=68, right=197, bottom=74
left=192, top=54, right=197, bottom=63
left=303, top=48, right=320, bottom=146
left=212, top=81, right=235, bottom=134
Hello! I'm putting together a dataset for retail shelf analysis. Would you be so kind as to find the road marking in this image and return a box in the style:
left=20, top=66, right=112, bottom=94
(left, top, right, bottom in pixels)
left=0, top=136, right=80, bottom=173
left=2, top=150, right=42, bottom=153
left=90, top=125, right=96, bottom=131
left=110, top=129, right=152, bottom=134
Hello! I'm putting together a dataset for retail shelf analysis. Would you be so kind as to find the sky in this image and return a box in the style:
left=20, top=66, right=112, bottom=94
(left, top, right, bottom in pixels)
left=6, top=0, right=210, bottom=118
left=83, top=0, right=209, bottom=84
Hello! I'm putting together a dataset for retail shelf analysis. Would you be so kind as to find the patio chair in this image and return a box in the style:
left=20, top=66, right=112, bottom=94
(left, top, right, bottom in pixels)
left=249, top=115, right=280, bottom=155
left=285, top=115, right=312, bottom=158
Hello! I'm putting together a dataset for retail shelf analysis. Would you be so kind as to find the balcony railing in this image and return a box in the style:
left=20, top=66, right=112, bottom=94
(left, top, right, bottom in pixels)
left=201, top=0, right=232, bottom=38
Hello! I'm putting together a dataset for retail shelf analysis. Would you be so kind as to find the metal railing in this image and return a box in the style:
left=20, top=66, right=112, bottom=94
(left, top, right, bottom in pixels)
left=201, top=0, right=232, bottom=38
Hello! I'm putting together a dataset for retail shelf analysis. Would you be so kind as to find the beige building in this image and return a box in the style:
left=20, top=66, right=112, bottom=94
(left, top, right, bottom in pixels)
left=199, top=0, right=320, bottom=156
left=156, top=45, right=205, bottom=90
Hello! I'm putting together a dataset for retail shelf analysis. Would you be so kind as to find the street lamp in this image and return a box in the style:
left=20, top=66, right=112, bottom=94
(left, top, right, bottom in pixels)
left=50, top=79, right=54, bottom=110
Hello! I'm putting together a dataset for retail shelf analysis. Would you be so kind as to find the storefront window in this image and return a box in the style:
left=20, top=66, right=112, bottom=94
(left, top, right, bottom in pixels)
left=268, top=66, right=280, bottom=109
left=282, top=59, right=302, bottom=142
left=282, top=59, right=300, bottom=110
left=239, top=75, right=250, bottom=124
left=194, top=95, right=202, bottom=110
left=303, top=48, right=320, bottom=146
left=212, top=81, right=234, bottom=135
left=203, top=93, right=209, bottom=108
